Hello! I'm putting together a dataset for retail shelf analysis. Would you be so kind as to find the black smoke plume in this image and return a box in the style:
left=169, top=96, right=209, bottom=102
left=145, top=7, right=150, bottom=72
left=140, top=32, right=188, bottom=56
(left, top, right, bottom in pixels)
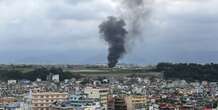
left=99, top=0, right=153, bottom=68
left=99, top=16, right=128, bottom=68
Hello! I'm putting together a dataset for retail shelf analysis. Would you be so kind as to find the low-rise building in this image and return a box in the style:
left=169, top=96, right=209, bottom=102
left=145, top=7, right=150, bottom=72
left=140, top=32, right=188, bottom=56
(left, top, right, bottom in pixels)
left=8, top=80, right=17, bottom=85
left=50, top=94, right=101, bottom=110
left=0, top=97, right=16, bottom=105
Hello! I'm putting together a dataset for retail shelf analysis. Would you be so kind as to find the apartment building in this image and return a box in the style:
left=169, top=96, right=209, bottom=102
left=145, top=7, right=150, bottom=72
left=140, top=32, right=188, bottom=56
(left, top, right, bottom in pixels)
left=84, top=87, right=109, bottom=110
left=30, top=92, right=68, bottom=110
left=125, top=95, right=147, bottom=110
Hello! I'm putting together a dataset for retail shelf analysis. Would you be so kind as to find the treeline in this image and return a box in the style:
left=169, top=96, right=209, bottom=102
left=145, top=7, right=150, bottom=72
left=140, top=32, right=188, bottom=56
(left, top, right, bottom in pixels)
left=156, top=63, right=218, bottom=81
left=0, top=67, right=83, bottom=81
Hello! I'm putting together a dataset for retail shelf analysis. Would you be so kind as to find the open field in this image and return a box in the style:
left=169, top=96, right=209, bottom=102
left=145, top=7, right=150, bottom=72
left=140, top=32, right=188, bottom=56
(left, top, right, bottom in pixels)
left=0, top=64, right=161, bottom=80
left=79, top=71, right=161, bottom=77
left=64, top=68, right=161, bottom=77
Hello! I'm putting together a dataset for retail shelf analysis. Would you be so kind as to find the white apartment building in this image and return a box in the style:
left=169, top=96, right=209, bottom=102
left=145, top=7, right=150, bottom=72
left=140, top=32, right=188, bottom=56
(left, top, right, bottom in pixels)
left=84, top=87, right=109, bottom=110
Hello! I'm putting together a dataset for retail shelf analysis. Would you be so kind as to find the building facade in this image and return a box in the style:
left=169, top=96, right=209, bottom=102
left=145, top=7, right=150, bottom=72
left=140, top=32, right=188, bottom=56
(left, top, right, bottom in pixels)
left=30, top=92, right=68, bottom=110
left=125, top=95, right=147, bottom=110
left=84, top=87, right=109, bottom=110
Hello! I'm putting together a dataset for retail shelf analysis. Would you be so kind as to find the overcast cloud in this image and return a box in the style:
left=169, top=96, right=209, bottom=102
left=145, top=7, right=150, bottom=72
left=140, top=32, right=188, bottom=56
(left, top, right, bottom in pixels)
left=0, top=0, right=217, bottom=64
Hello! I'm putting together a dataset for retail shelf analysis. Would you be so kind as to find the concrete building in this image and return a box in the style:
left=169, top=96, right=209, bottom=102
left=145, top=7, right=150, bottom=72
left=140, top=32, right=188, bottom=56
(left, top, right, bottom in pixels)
left=49, top=106, right=74, bottom=110
left=29, top=91, right=68, bottom=110
left=68, top=94, right=101, bottom=109
left=107, top=96, right=115, bottom=110
left=8, top=80, right=17, bottom=85
left=125, top=95, right=147, bottom=110
left=107, top=95, right=147, bottom=110
left=84, top=87, right=109, bottom=110
left=0, top=97, right=29, bottom=110
left=114, top=96, right=127, bottom=110
left=0, top=97, right=16, bottom=105
left=2, top=102, right=26, bottom=110
left=51, top=94, right=101, bottom=110
left=52, top=74, right=60, bottom=83
left=107, top=96, right=127, bottom=110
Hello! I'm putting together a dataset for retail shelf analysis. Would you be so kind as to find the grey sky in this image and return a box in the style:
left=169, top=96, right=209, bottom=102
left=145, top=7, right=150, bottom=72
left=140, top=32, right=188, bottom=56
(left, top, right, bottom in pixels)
left=0, top=0, right=217, bottom=64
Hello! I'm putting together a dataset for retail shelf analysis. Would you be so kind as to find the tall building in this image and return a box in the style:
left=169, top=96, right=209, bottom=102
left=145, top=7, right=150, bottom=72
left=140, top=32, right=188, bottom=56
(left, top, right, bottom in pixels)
left=84, top=87, right=109, bottom=110
left=29, top=91, right=68, bottom=110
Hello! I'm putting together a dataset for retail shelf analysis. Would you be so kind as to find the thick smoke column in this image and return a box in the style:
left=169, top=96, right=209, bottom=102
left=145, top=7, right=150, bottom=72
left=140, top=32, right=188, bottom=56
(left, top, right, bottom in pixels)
left=99, top=16, right=128, bottom=68
left=99, top=0, right=153, bottom=67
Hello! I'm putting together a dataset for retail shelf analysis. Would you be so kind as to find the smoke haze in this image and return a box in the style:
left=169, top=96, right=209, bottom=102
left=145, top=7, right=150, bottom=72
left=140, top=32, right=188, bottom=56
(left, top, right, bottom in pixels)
left=119, top=0, right=153, bottom=36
